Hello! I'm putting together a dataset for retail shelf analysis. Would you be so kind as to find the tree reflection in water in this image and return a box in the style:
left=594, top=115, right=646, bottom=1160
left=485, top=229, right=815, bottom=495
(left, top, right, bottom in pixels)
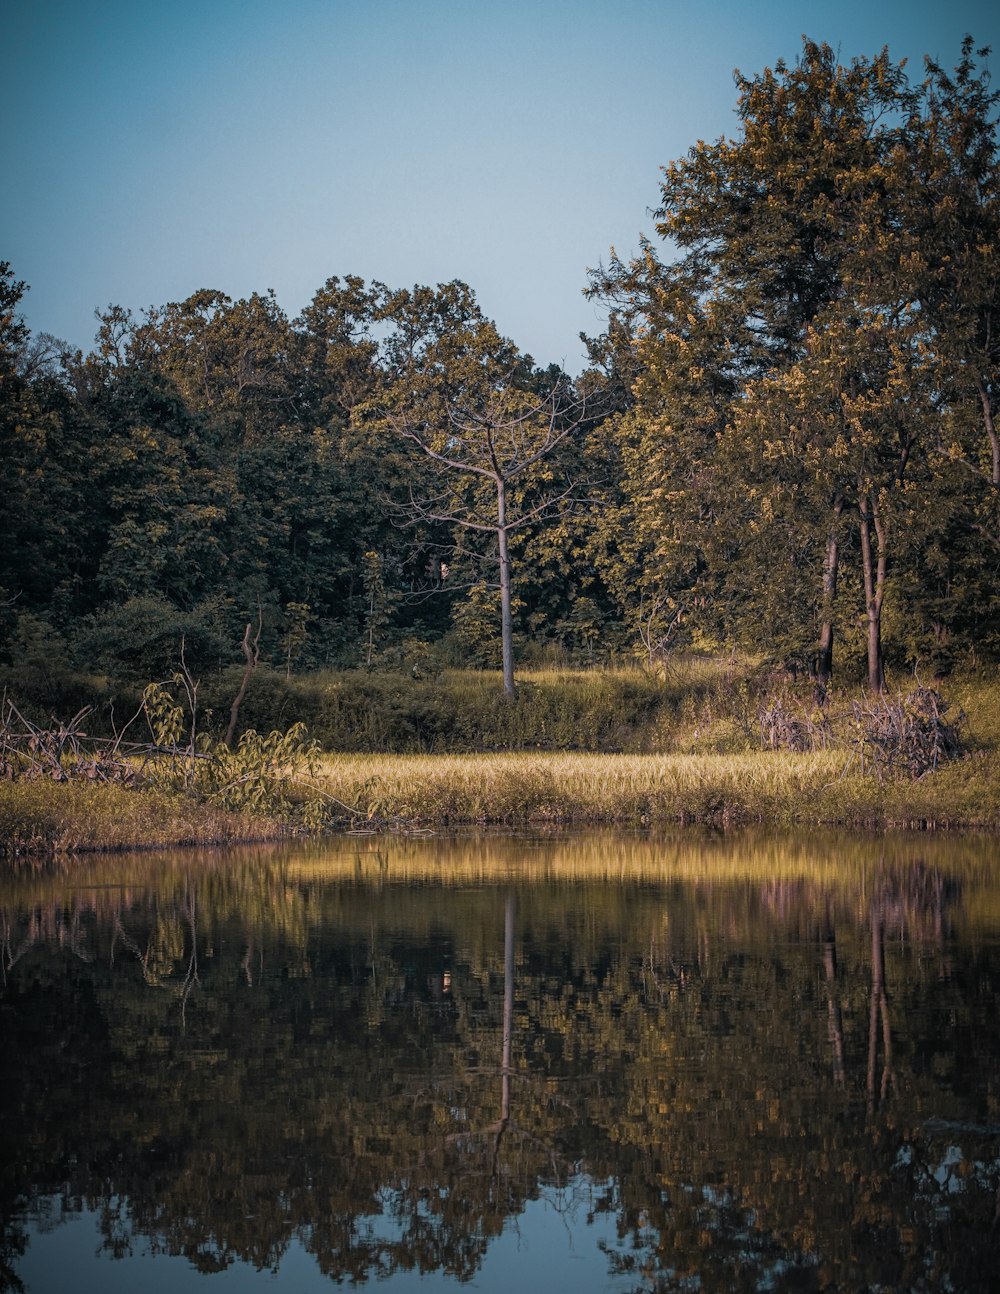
left=1, top=834, right=999, bottom=1292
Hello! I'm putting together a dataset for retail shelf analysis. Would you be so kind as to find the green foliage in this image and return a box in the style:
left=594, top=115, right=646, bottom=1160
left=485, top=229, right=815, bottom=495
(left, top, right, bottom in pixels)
left=142, top=679, right=188, bottom=747
left=196, top=665, right=669, bottom=754
left=587, top=37, right=1000, bottom=687
left=193, top=723, right=320, bottom=814
left=450, top=582, right=515, bottom=668
left=281, top=601, right=312, bottom=678
left=0, top=612, right=78, bottom=708
left=139, top=677, right=321, bottom=819
left=1, top=38, right=998, bottom=692
left=359, top=550, right=400, bottom=666
left=73, top=597, right=228, bottom=681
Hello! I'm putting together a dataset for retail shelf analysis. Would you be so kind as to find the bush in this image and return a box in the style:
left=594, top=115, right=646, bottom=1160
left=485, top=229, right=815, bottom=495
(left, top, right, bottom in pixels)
left=0, top=613, right=107, bottom=719
left=849, top=687, right=966, bottom=780
left=71, top=596, right=229, bottom=682
left=209, top=667, right=670, bottom=753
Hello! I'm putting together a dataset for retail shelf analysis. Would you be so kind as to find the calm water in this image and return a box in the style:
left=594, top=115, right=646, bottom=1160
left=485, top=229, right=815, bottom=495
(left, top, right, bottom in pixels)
left=2, top=830, right=999, bottom=1293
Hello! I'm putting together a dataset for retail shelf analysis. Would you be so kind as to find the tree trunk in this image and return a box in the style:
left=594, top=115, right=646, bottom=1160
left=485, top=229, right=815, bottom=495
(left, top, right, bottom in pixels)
left=859, top=492, right=886, bottom=693
left=225, top=618, right=261, bottom=747
left=815, top=496, right=844, bottom=697
left=977, top=377, right=1000, bottom=487
left=496, top=479, right=515, bottom=698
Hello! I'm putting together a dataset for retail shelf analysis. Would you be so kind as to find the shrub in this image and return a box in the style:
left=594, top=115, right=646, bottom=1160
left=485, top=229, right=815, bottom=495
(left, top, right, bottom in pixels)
left=849, top=687, right=966, bottom=780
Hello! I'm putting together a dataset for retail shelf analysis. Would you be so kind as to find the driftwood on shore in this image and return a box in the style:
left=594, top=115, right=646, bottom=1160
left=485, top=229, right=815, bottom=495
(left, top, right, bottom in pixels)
left=0, top=694, right=197, bottom=786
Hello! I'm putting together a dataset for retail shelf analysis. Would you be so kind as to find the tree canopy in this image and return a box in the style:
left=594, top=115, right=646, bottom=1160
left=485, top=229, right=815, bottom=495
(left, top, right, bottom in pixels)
left=2, top=37, right=997, bottom=695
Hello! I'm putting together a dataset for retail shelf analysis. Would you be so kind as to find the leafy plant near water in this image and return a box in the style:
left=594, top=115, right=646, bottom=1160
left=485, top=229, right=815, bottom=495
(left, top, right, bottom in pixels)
left=2, top=677, right=326, bottom=825
left=141, top=679, right=323, bottom=818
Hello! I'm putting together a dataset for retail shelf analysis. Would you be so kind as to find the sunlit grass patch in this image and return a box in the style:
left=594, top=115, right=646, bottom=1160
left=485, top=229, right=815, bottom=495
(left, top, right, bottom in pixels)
left=308, top=746, right=991, bottom=830
left=2, top=663, right=996, bottom=852
left=0, top=780, right=285, bottom=857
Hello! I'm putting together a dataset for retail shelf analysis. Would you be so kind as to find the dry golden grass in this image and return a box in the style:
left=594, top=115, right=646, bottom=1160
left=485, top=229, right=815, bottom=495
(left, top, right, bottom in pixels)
left=0, top=779, right=286, bottom=856
left=2, top=664, right=996, bottom=853
left=310, top=743, right=1000, bottom=830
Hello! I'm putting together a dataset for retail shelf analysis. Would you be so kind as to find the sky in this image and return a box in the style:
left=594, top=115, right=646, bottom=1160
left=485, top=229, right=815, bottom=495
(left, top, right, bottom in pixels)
left=4, top=0, right=999, bottom=374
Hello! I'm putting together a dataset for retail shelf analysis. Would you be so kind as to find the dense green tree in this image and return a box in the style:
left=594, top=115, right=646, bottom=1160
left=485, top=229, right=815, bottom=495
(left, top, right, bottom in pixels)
left=93, top=370, right=235, bottom=610
left=589, top=38, right=999, bottom=685
left=0, top=269, right=113, bottom=645
left=0, top=261, right=28, bottom=372
left=295, top=273, right=381, bottom=422
left=3, top=37, right=997, bottom=690
left=0, top=263, right=38, bottom=633
left=895, top=40, right=1000, bottom=490
left=878, top=40, right=1000, bottom=665
left=295, top=275, right=450, bottom=662
left=124, top=288, right=300, bottom=440
left=725, top=305, right=941, bottom=691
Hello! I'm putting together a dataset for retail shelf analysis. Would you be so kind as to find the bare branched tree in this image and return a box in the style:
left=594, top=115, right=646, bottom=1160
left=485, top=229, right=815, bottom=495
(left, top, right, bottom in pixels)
left=388, top=382, right=588, bottom=694
left=363, top=283, right=591, bottom=696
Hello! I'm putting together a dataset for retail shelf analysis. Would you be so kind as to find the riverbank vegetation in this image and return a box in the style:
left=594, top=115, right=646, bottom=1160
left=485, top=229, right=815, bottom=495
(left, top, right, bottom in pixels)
left=283, top=663, right=1000, bottom=833
left=3, top=37, right=999, bottom=853
left=1, top=662, right=997, bottom=855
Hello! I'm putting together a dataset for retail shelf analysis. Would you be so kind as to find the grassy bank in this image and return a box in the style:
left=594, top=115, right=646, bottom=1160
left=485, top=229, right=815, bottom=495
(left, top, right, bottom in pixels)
left=0, top=779, right=287, bottom=856
left=302, top=662, right=999, bottom=831
left=312, top=746, right=1000, bottom=831
left=2, top=656, right=747, bottom=753
left=2, top=662, right=998, bottom=853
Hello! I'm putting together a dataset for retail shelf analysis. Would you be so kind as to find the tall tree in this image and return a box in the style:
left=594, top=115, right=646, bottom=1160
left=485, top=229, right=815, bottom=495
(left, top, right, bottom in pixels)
left=895, top=39, right=1000, bottom=490
left=877, top=41, right=1000, bottom=666
left=590, top=38, right=997, bottom=686
left=0, top=267, right=111, bottom=633
left=360, top=283, right=589, bottom=695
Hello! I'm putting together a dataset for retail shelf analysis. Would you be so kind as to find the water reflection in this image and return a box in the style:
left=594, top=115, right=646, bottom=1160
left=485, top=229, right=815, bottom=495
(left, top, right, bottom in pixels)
left=1, top=831, right=999, bottom=1292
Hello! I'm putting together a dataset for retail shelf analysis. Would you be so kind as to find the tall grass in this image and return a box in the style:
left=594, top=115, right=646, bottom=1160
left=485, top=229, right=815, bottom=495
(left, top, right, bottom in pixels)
left=218, top=663, right=676, bottom=753
left=2, top=660, right=996, bottom=852
left=311, top=743, right=999, bottom=831
left=0, top=779, right=285, bottom=856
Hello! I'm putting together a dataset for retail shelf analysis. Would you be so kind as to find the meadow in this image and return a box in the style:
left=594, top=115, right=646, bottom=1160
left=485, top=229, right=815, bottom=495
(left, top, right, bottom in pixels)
left=2, top=659, right=998, bottom=855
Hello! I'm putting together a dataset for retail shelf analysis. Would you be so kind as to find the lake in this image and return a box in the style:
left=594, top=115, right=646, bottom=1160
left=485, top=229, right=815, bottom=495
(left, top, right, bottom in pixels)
left=2, top=829, right=998, bottom=1292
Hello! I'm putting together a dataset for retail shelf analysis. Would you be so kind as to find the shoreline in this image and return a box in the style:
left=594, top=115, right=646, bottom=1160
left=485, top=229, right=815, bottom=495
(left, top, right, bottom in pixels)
left=3, top=746, right=997, bottom=858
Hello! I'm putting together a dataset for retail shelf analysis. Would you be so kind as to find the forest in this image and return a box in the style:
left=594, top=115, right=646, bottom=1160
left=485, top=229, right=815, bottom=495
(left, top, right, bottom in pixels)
left=2, top=38, right=998, bottom=707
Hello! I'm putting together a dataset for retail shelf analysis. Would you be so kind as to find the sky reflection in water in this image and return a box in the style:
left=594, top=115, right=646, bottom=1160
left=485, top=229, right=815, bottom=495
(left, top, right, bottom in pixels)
left=2, top=830, right=999, bottom=1293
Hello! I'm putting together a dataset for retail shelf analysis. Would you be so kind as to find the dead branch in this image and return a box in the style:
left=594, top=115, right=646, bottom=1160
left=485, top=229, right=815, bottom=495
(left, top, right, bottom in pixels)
left=225, top=610, right=262, bottom=749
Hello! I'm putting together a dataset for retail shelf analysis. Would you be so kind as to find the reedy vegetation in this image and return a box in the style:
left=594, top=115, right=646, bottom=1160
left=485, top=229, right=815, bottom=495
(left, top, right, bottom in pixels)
left=1, top=662, right=997, bottom=854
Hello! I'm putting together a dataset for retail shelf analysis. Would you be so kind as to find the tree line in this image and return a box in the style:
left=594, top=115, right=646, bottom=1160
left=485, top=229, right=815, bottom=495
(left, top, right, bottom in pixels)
left=2, top=37, right=997, bottom=694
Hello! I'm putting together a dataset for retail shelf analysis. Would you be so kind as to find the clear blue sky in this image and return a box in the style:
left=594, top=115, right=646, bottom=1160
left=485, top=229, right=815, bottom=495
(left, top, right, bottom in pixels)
left=4, top=0, right=998, bottom=373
